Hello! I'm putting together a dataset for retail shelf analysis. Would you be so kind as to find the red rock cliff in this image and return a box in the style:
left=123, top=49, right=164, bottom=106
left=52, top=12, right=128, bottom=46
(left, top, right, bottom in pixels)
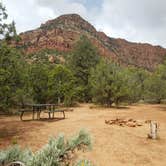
left=13, top=14, right=166, bottom=70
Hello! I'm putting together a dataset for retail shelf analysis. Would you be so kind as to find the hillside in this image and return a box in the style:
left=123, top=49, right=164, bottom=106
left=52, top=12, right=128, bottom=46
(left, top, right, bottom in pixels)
left=12, top=14, right=166, bottom=70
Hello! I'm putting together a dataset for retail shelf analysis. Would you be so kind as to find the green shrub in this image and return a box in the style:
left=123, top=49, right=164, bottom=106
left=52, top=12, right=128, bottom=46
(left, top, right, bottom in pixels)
left=0, top=130, right=92, bottom=166
left=75, top=159, right=94, bottom=166
left=48, top=65, right=76, bottom=106
left=0, top=146, right=32, bottom=166
left=89, top=59, right=130, bottom=106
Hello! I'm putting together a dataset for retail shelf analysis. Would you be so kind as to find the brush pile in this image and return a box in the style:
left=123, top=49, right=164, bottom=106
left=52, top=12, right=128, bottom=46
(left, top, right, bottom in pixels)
left=105, top=118, right=143, bottom=127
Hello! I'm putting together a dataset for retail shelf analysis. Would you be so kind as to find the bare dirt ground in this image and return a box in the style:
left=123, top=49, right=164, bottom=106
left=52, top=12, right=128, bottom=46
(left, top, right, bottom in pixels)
left=0, top=104, right=166, bottom=166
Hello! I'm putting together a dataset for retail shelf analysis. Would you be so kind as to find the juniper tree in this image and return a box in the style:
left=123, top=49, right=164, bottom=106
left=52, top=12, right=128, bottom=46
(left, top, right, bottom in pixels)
left=89, top=59, right=130, bottom=106
left=48, top=65, right=76, bottom=106
left=69, top=35, right=100, bottom=102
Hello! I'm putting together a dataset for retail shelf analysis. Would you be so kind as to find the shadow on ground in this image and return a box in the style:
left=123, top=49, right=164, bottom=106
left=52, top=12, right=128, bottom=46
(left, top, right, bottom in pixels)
left=22, top=117, right=66, bottom=122
left=153, top=105, right=166, bottom=111
left=0, top=119, right=44, bottom=142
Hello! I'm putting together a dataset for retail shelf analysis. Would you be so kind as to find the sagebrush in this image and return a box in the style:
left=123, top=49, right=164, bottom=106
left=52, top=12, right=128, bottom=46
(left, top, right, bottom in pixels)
left=0, top=130, right=92, bottom=166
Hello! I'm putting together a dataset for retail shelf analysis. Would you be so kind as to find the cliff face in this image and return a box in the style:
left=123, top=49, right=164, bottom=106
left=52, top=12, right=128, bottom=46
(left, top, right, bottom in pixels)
left=13, top=14, right=166, bottom=70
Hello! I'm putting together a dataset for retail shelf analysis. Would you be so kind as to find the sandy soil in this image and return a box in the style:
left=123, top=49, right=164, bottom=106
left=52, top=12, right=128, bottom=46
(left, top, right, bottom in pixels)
left=0, top=104, right=166, bottom=166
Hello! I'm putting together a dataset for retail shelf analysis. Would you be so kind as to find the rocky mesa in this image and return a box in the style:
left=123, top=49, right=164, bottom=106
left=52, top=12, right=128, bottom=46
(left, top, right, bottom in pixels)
left=12, top=14, right=166, bottom=70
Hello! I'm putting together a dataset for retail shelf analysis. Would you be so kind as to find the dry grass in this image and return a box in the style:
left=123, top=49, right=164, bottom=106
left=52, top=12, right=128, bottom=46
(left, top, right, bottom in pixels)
left=0, top=104, right=166, bottom=166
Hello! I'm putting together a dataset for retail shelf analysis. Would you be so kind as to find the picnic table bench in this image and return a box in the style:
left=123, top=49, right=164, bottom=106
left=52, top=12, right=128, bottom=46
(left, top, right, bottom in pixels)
left=19, top=104, right=65, bottom=121
left=44, top=109, right=65, bottom=119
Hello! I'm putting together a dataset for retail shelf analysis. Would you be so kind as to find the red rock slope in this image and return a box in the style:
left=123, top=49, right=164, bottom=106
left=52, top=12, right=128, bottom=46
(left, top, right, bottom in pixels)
left=12, top=14, right=166, bottom=70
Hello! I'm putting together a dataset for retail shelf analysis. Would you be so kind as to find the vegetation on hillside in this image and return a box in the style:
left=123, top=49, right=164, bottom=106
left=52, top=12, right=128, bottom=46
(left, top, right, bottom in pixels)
left=89, top=60, right=130, bottom=106
left=1, top=1, right=166, bottom=113
left=68, top=35, right=100, bottom=102
left=1, top=35, right=166, bottom=112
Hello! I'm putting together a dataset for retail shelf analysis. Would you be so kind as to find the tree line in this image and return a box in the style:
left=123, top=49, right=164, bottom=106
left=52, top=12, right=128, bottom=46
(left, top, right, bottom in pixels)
left=1, top=2, right=166, bottom=113
left=1, top=35, right=166, bottom=112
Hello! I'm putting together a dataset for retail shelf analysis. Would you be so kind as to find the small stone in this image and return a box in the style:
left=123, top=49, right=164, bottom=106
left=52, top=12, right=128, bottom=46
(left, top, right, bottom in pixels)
left=128, top=118, right=133, bottom=122
left=137, top=123, right=143, bottom=126
left=105, top=120, right=109, bottom=124
left=145, top=120, right=151, bottom=124
left=126, top=122, right=136, bottom=127
left=119, top=123, right=124, bottom=127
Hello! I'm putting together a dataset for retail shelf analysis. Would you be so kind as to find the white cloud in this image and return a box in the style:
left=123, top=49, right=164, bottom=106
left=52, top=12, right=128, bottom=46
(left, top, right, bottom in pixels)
left=3, top=0, right=56, bottom=32
left=96, top=0, right=166, bottom=47
left=37, top=0, right=87, bottom=17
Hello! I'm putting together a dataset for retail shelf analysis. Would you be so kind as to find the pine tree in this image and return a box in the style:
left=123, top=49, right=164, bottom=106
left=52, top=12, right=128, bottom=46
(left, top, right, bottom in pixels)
left=0, top=2, right=17, bottom=41
left=69, top=35, right=100, bottom=101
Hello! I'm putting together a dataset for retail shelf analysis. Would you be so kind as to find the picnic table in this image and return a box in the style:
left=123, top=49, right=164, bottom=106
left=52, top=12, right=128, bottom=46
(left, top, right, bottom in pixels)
left=19, top=104, right=65, bottom=121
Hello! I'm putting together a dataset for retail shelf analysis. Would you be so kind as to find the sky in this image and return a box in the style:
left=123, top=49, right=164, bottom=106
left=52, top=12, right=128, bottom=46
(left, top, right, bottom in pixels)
left=2, top=0, right=166, bottom=48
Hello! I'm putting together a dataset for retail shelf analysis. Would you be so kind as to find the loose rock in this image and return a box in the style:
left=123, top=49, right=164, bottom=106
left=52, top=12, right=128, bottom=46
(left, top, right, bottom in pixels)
left=105, top=118, right=144, bottom=127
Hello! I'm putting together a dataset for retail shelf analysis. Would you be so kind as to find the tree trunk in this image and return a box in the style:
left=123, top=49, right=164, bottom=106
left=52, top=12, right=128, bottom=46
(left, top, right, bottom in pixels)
left=58, top=97, right=61, bottom=105
left=148, top=121, right=158, bottom=139
left=157, top=99, right=161, bottom=104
